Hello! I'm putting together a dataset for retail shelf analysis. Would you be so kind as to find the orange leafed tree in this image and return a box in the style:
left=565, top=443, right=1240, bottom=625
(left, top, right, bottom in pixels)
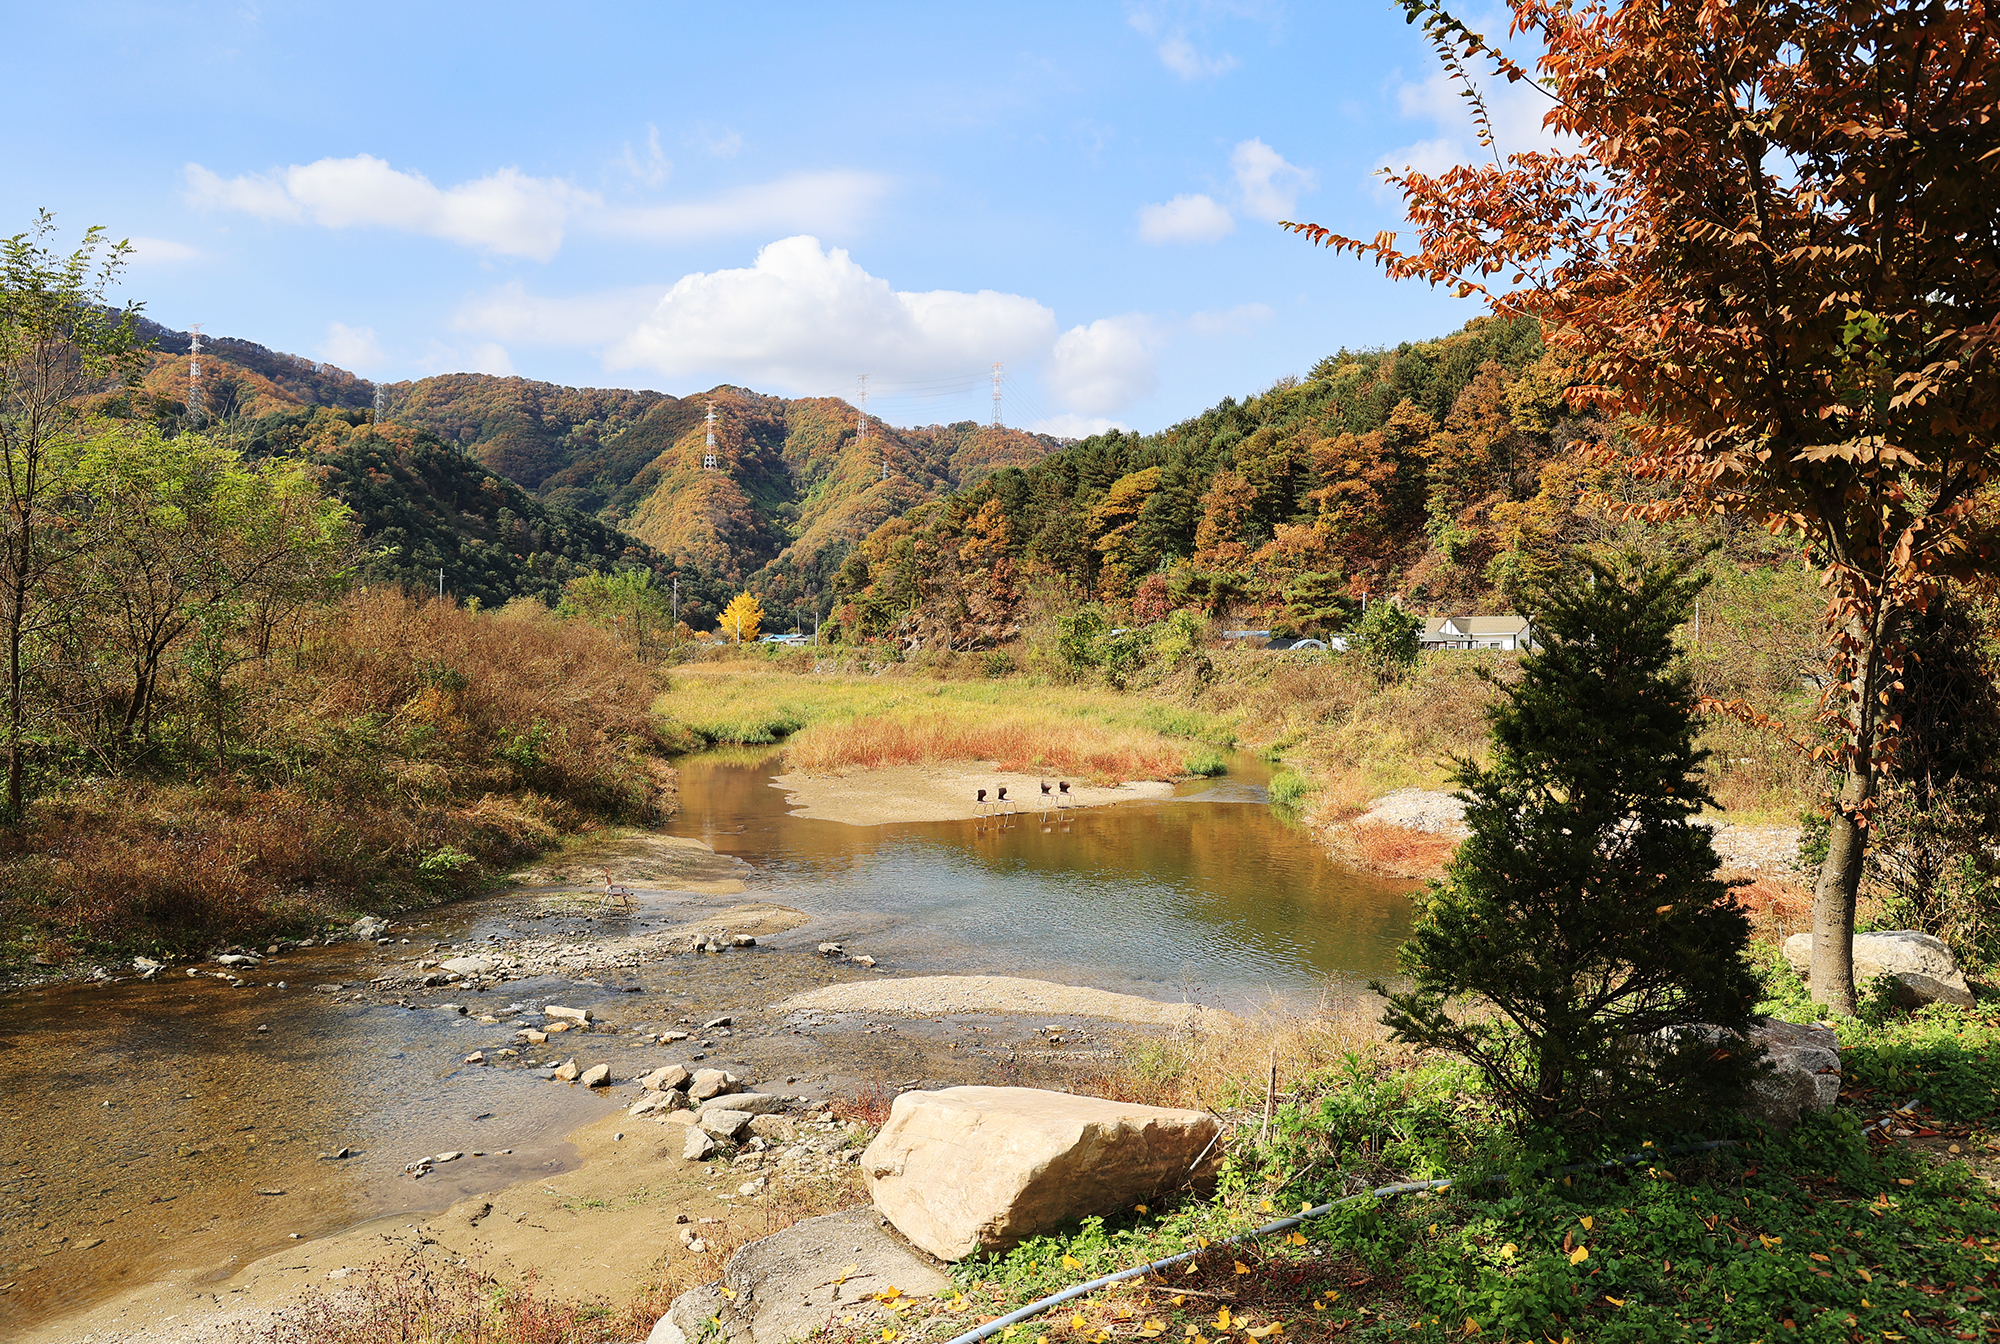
left=1286, top=0, right=2000, bottom=1012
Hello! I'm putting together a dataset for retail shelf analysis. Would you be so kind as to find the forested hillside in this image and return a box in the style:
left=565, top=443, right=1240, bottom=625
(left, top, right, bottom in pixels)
left=119, top=324, right=1064, bottom=625
left=830, top=317, right=1671, bottom=648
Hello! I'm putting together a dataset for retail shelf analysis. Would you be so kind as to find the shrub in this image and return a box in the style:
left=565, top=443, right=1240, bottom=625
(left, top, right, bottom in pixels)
left=1183, top=748, right=1226, bottom=778
left=1352, top=601, right=1423, bottom=683
left=1378, top=556, right=1761, bottom=1142
left=1267, top=769, right=1309, bottom=807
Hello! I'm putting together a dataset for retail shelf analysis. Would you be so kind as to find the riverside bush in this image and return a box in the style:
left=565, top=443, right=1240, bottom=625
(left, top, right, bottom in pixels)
left=1380, top=557, right=1761, bottom=1142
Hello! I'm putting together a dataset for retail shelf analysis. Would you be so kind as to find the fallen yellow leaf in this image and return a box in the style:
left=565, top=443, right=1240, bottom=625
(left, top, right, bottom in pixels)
left=1259, top=1199, right=1273, bottom=1213
left=1286, top=1231, right=1308, bottom=1246
left=1568, top=1246, right=1589, bottom=1265
left=1605, top=1296, right=1626, bottom=1307
left=1072, top=1314, right=1087, bottom=1330
left=1579, top=1216, right=1593, bottom=1231
left=720, top=1287, right=737, bottom=1301
left=1655, top=904, right=1673, bottom=913
left=1499, top=1243, right=1517, bottom=1260
left=1215, top=1308, right=1234, bottom=1330
left=1136, top=1204, right=1150, bottom=1214
left=1183, top=1262, right=1199, bottom=1275
left=1233, top=1261, right=1250, bottom=1275
left=881, top=1332, right=898, bottom=1343
left=1063, top=1255, right=1083, bottom=1271
left=1172, top=1297, right=1185, bottom=1307
left=1857, top=1269, right=1873, bottom=1283
left=1246, top=1324, right=1283, bottom=1339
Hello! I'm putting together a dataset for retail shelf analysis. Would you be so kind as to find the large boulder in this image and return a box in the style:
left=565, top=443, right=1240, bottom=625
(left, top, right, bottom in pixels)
left=1742, top=1019, right=1842, bottom=1130
left=439, top=956, right=494, bottom=977
left=1783, top=930, right=1973, bottom=1008
left=862, top=1086, right=1221, bottom=1261
left=648, top=1208, right=948, bottom=1344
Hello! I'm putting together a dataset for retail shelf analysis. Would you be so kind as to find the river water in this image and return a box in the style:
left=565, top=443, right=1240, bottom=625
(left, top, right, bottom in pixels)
left=666, top=749, right=1417, bottom=1008
left=0, top=751, right=1413, bottom=1336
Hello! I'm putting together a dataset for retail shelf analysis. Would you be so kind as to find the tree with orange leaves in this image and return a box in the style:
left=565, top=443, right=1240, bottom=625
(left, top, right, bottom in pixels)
left=1286, top=0, right=2000, bottom=1013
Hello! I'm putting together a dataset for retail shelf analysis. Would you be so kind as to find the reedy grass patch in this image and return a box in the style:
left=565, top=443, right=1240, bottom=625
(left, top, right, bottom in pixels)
left=658, top=665, right=1234, bottom=781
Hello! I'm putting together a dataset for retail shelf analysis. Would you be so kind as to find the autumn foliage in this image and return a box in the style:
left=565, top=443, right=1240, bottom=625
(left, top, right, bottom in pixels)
left=1287, top=0, right=2000, bottom=1012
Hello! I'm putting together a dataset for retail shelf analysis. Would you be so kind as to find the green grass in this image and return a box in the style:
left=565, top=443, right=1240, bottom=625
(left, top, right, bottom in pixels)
left=657, top=664, right=1237, bottom=753
left=835, top=993, right=2000, bottom=1344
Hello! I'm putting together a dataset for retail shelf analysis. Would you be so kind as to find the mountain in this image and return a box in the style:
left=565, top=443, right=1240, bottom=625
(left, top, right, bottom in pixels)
left=117, top=322, right=1066, bottom=618
left=828, top=316, right=1611, bottom=648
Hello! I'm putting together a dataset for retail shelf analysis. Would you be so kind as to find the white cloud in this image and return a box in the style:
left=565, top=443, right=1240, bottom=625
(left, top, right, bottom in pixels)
left=1187, top=302, right=1275, bottom=336
left=689, top=124, right=744, bottom=158
left=1231, top=139, right=1316, bottom=221
left=185, top=155, right=886, bottom=260
left=453, top=282, right=663, bottom=346
left=1045, top=316, right=1159, bottom=417
left=622, top=125, right=671, bottom=188
left=606, top=236, right=1057, bottom=392
left=185, top=155, right=593, bottom=261
left=598, top=171, right=887, bottom=244
left=125, top=236, right=201, bottom=265
left=1031, top=413, right=1131, bottom=439
left=1137, top=193, right=1235, bottom=245
left=320, top=321, right=385, bottom=371
left=1127, top=6, right=1239, bottom=79
left=1377, top=64, right=1565, bottom=184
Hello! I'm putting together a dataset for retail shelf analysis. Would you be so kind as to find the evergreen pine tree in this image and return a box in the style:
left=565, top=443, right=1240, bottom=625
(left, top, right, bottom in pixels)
left=1377, top=557, right=1760, bottom=1140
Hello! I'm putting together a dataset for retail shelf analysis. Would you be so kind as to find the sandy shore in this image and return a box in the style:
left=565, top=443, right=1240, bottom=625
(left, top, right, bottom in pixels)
left=775, top=973, right=1236, bottom=1032
left=771, top=763, right=1175, bottom=826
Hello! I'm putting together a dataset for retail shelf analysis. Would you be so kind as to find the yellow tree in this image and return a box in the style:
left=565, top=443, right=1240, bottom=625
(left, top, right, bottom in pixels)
left=719, top=591, right=763, bottom=644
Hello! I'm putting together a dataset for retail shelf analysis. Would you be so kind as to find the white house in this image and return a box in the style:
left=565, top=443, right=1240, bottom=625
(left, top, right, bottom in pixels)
left=1422, top=615, right=1535, bottom=651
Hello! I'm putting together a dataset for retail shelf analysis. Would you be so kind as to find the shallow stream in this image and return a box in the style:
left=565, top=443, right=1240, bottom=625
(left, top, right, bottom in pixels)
left=0, top=750, right=1413, bottom=1336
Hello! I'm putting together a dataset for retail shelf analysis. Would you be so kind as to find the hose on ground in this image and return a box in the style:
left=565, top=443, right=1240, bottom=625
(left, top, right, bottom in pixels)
left=940, top=1139, right=1745, bottom=1344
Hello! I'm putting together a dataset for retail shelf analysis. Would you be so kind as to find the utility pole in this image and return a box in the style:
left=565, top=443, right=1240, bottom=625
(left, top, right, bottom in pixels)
left=438, top=568, right=444, bottom=601
left=187, top=324, right=205, bottom=425
left=372, top=383, right=386, bottom=422
left=991, top=361, right=1003, bottom=428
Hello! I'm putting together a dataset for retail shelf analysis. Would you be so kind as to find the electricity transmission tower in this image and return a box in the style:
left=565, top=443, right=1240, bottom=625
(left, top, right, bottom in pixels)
left=703, top=401, right=719, bottom=470
left=187, top=324, right=205, bottom=425
left=991, top=362, right=1003, bottom=428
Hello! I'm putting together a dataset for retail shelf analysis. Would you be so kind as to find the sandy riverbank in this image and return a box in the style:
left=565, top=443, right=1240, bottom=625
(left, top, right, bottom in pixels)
left=771, top=763, right=1175, bottom=826
left=774, top=974, right=1236, bottom=1032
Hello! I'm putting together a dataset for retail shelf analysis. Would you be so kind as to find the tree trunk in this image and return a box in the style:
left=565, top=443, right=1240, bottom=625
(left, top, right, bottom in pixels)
left=1808, top=762, right=1871, bottom=1016
left=5, top=510, right=30, bottom=821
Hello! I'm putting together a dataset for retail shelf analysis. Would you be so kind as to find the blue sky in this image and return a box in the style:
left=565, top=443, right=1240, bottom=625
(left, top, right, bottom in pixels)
left=6, top=3, right=1552, bottom=435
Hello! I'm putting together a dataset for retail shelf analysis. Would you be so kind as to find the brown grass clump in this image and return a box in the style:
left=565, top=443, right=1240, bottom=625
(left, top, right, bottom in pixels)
left=1334, top=821, right=1461, bottom=881
left=784, top=709, right=1188, bottom=784
left=2, top=592, right=676, bottom=968
left=257, top=1254, right=647, bottom=1344
left=1113, top=993, right=1402, bottom=1114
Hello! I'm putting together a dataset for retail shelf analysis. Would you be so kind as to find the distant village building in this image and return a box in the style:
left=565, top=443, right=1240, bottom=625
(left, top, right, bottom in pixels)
left=1422, top=615, right=1535, bottom=651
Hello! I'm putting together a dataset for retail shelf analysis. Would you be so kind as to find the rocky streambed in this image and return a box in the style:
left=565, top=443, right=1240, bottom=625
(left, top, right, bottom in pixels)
left=1, top=838, right=1211, bottom=1343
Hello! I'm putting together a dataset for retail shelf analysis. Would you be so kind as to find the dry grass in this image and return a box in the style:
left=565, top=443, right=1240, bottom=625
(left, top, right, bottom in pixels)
left=784, top=708, right=1189, bottom=783
left=2, top=592, right=675, bottom=968
left=1333, top=821, right=1460, bottom=881
left=1112, top=993, right=1404, bottom=1115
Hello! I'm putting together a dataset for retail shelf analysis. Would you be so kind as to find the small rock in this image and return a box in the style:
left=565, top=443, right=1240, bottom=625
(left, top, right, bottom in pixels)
left=631, top=1091, right=687, bottom=1118
left=464, top=1052, right=486, bottom=1065
left=703, top=1015, right=734, bottom=1030
left=699, top=1092, right=787, bottom=1116
left=688, top=1068, right=740, bottom=1102
left=216, top=954, right=260, bottom=967
left=683, top=1128, right=717, bottom=1161
left=436, top=1152, right=463, bottom=1163
left=553, top=1059, right=579, bottom=1081
left=520, top=1029, right=548, bottom=1045
left=440, top=956, right=495, bottom=978
left=685, top=1237, right=708, bottom=1253
left=546, top=1005, right=593, bottom=1024
left=438, top=1003, right=467, bottom=1015
left=660, top=1030, right=689, bottom=1042
left=351, top=916, right=390, bottom=941
left=700, top=1109, right=753, bottom=1141
left=737, top=1177, right=767, bottom=1195
left=850, top=955, right=877, bottom=968
left=319, top=1147, right=354, bottom=1160
left=817, top=942, right=844, bottom=956
left=580, top=1064, right=612, bottom=1088
left=730, top=934, right=756, bottom=948
left=642, top=1064, right=692, bottom=1092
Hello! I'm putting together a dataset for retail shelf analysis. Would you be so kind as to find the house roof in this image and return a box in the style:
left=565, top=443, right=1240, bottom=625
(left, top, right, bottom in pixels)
left=1448, top=615, right=1532, bottom=636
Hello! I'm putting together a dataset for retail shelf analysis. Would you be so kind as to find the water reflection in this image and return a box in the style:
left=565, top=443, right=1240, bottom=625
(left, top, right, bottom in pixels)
left=666, top=750, right=1416, bottom=1010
